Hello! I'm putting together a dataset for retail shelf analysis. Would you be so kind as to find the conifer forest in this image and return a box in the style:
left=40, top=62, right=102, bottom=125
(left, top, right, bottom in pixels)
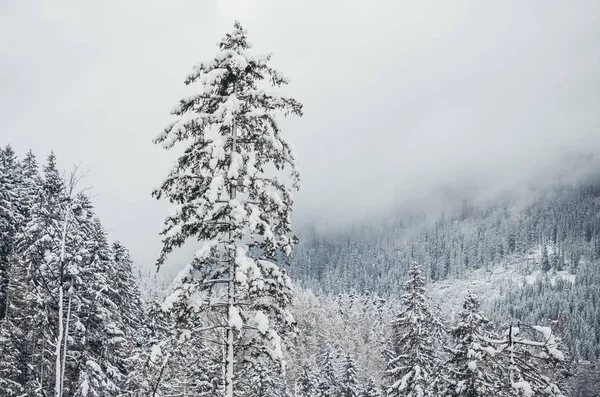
left=2, top=2, right=600, bottom=397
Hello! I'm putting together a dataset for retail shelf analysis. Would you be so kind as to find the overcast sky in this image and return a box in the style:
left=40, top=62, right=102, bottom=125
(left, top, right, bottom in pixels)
left=2, top=0, right=599, bottom=271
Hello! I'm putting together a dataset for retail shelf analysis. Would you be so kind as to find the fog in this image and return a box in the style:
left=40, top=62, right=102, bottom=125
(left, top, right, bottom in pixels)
left=2, top=0, right=599, bottom=271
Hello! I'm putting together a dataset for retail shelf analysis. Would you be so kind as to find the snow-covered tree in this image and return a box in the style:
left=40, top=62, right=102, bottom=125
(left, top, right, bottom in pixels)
left=443, top=292, right=506, bottom=397
left=386, top=262, right=444, bottom=397
left=247, top=361, right=288, bottom=397
left=0, top=318, right=24, bottom=396
left=494, top=324, right=568, bottom=396
left=339, top=353, right=360, bottom=397
left=110, top=241, right=143, bottom=340
left=0, top=145, right=21, bottom=323
left=153, top=21, right=302, bottom=396
left=296, top=363, right=316, bottom=397
left=541, top=244, right=551, bottom=272
left=315, top=349, right=339, bottom=397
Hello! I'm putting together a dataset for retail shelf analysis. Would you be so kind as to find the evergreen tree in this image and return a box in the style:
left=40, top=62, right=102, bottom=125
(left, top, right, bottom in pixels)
left=339, top=353, right=360, bottom=397
left=315, top=349, right=339, bottom=397
left=443, top=292, right=506, bottom=397
left=495, top=324, right=567, bottom=397
left=0, top=318, right=24, bottom=396
left=386, top=262, right=444, bottom=397
left=0, top=145, right=20, bottom=322
left=296, top=363, right=316, bottom=397
left=152, top=21, right=302, bottom=396
left=248, top=361, right=287, bottom=397
left=110, top=241, right=143, bottom=339
left=125, top=303, right=173, bottom=396
left=19, top=150, right=41, bottom=224
left=71, top=210, right=127, bottom=396
left=541, top=244, right=551, bottom=272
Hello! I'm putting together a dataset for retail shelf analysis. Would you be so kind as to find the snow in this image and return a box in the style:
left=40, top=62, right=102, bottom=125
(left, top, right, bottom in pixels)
left=229, top=306, right=243, bottom=330
left=533, top=326, right=552, bottom=340
left=207, top=175, right=224, bottom=203
left=532, top=326, right=565, bottom=361
left=467, top=360, right=477, bottom=372
left=254, top=310, right=269, bottom=334
left=512, top=381, right=534, bottom=396
left=525, top=270, right=576, bottom=286
left=267, top=329, right=283, bottom=360
left=150, top=343, right=163, bottom=363
left=195, top=240, right=218, bottom=260
left=227, top=152, right=243, bottom=180
left=482, top=346, right=498, bottom=356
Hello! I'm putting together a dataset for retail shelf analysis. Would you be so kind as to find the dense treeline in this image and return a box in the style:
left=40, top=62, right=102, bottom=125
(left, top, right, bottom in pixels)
left=0, top=146, right=142, bottom=396
left=293, top=178, right=600, bottom=293
left=287, top=263, right=568, bottom=397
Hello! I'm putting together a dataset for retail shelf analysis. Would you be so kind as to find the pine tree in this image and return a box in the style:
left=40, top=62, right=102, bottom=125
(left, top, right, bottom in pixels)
left=315, top=349, right=339, bottom=397
left=111, top=241, right=142, bottom=332
left=386, top=262, right=444, bottom=397
left=153, top=21, right=302, bottom=396
left=19, top=150, right=41, bottom=223
left=248, top=361, right=287, bottom=397
left=296, top=363, right=315, bottom=397
left=71, top=210, right=127, bottom=397
left=541, top=244, right=551, bottom=272
left=0, top=145, right=21, bottom=322
left=0, top=322, right=23, bottom=396
left=443, top=292, right=507, bottom=397
left=339, top=353, right=360, bottom=397
left=125, top=303, right=172, bottom=396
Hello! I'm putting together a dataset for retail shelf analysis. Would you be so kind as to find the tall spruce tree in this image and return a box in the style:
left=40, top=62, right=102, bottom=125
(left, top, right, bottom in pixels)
left=153, top=21, right=302, bottom=396
left=315, top=349, right=339, bottom=397
left=339, top=353, right=360, bottom=397
left=0, top=145, right=20, bottom=322
left=386, top=262, right=444, bottom=397
left=443, top=292, right=506, bottom=397
left=296, top=363, right=316, bottom=397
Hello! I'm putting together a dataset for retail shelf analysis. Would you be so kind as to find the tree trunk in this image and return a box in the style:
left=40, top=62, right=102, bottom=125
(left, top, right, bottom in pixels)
left=225, top=81, right=238, bottom=397
left=55, top=205, right=70, bottom=397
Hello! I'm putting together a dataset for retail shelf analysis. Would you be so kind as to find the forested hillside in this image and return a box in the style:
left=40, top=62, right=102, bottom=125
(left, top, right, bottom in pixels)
left=293, top=173, right=600, bottom=295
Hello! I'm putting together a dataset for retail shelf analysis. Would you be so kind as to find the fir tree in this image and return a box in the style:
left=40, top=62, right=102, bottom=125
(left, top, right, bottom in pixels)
left=386, top=262, right=444, bottom=397
left=296, top=363, right=315, bottom=397
left=541, top=244, right=551, bottom=272
left=315, top=349, right=339, bottom=397
left=0, top=145, right=20, bottom=322
left=153, top=21, right=302, bottom=396
left=339, top=353, right=360, bottom=397
left=443, top=292, right=506, bottom=397
left=248, top=361, right=287, bottom=397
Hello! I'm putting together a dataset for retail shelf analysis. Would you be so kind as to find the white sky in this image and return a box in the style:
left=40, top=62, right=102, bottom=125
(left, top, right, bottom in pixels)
left=2, top=0, right=599, bottom=272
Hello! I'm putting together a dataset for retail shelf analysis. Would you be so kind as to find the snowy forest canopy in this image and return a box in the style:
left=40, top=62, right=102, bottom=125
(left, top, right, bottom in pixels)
left=1, top=21, right=599, bottom=397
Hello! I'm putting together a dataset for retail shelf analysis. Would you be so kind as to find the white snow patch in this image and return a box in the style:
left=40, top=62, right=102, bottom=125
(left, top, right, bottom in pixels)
left=254, top=310, right=269, bottom=334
